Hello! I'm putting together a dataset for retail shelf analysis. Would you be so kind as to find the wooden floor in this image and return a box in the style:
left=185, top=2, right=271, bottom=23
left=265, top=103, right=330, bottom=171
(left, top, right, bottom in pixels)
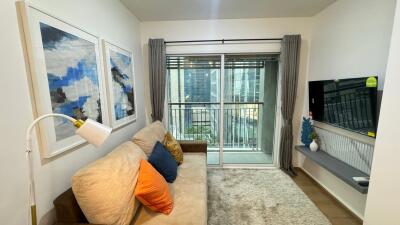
left=291, top=168, right=362, bottom=225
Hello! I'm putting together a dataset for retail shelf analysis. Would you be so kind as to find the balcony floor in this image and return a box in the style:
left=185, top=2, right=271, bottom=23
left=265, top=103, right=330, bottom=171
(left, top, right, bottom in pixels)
left=207, top=151, right=273, bottom=165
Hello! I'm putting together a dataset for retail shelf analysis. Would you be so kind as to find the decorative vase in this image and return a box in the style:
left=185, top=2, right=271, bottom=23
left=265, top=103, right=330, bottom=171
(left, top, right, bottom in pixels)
left=310, top=139, right=318, bottom=152
left=301, top=117, right=313, bottom=147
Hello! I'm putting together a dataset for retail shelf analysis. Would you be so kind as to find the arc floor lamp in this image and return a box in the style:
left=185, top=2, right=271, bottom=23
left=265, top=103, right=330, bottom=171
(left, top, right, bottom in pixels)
left=26, top=113, right=112, bottom=225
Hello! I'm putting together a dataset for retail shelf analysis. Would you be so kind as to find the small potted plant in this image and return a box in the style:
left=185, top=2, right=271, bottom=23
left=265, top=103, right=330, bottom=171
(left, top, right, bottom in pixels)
left=309, top=131, right=319, bottom=152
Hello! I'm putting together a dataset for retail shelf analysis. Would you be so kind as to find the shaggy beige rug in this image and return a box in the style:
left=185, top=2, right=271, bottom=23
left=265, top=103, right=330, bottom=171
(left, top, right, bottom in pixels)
left=207, top=169, right=331, bottom=225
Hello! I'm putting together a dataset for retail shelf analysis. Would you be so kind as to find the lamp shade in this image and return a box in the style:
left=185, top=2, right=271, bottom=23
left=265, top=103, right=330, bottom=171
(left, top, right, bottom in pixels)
left=75, top=119, right=112, bottom=147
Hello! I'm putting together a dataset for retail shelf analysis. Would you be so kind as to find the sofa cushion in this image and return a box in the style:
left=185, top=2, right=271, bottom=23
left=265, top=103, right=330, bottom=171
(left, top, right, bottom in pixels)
left=132, top=121, right=167, bottom=155
left=148, top=142, right=178, bottom=183
left=131, top=153, right=207, bottom=225
left=135, top=159, right=174, bottom=215
left=72, top=142, right=146, bottom=225
left=163, top=132, right=184, bottom=165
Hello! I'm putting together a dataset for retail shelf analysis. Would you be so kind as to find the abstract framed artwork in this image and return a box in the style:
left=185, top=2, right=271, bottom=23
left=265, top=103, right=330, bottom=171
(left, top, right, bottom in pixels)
left=102, top=41, right=137, bottom=128
left=18, top=2, right=109, bottom=158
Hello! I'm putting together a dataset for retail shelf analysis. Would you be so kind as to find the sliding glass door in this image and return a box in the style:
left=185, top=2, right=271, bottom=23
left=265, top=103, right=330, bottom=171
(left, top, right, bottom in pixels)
left=167, top=55, right=221, bottom=165
left=167, top=54, right=278, bottom=166
left=222, top=55, right=278, bottom=164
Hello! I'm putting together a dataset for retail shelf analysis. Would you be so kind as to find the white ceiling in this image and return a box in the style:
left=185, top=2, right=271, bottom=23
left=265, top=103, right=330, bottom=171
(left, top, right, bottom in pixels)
left=121, top=0, right=337, bottom=21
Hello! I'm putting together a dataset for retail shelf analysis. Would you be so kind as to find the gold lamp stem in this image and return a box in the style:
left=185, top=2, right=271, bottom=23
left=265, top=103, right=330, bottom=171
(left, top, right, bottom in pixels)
left=31, top=205, right=37, bottom=225
left=25, top=113, right=111, bottom=225
left=26, top=113, right=77, bottom=225
left=73, top=119, right=84, bottom=128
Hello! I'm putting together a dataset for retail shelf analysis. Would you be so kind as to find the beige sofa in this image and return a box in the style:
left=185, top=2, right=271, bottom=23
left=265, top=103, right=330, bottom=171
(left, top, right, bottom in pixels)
left=53, top=122, right=207, bottom=225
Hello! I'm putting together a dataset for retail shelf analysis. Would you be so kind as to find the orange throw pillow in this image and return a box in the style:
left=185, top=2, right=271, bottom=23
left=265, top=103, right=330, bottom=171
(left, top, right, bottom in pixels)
left=134, top=159, right=174, bottom=215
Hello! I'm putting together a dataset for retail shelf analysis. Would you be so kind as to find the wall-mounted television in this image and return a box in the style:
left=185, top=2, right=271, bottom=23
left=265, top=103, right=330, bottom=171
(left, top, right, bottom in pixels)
left=309, top=77, right=378, bottom=137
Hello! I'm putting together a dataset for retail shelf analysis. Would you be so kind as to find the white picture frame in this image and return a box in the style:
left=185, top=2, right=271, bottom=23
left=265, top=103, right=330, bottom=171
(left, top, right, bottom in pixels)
left=18, top=2, right=109, bottom=158
left=102, top=40, right=137, bottom=129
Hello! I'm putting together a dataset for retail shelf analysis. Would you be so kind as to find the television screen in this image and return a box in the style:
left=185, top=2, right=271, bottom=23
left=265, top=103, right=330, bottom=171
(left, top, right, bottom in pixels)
left=309, top=77, right=378, bottom=137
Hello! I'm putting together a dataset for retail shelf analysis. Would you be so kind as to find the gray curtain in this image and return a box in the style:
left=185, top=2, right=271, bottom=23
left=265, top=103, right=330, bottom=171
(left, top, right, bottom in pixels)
left=148, top=39, right=166, bottom=122
left=279, top=35, right=301, bottom=176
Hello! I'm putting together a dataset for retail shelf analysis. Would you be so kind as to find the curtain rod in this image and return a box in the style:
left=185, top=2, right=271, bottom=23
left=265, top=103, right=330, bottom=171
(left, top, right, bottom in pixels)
left=164, top=38, right=283, bottom=44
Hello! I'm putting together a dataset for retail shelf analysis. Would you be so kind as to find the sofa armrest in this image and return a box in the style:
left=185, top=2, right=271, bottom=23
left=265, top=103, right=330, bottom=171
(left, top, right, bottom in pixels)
left=178, top=140, right=207, bottom=153
left=53, top=188, right=88, bottom=224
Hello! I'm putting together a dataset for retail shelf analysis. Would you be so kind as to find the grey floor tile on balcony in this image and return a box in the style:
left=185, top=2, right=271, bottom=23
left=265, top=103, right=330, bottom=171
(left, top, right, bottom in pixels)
left=207, top=152, right=273, bottom=165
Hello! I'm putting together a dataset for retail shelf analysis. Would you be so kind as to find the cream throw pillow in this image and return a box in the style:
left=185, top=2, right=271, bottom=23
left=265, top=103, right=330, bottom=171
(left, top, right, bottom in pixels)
left=132, top=121, right=167, bottom=155
left=72, top=142, right=146, bottom=225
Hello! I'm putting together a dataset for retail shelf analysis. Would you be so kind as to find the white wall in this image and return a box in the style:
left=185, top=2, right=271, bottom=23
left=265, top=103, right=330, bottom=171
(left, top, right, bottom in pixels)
left=0, top=1, right=145, bottom=224
left=308, top=0, right=396, bottom=89
left=140, top=18, right=313, bottom=149
left=364, top=1, right=400, bottom=224
left=297, top=0, right=396, bottom=219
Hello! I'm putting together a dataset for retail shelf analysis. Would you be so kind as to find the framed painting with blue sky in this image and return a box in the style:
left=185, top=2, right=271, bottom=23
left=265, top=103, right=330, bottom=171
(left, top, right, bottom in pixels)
left=19, top=2, right=109, bottom=158
left=102, top=41, right=137, bottom=128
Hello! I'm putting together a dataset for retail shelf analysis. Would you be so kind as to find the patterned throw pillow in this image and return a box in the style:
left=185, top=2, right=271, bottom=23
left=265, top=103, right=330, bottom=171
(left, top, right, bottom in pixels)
left=163, top=132, right=184, bottom=165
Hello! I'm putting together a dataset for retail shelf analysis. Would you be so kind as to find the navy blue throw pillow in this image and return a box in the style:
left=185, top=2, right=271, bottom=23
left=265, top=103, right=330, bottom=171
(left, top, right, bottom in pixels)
left=148, top=141, right=178, bottom=183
